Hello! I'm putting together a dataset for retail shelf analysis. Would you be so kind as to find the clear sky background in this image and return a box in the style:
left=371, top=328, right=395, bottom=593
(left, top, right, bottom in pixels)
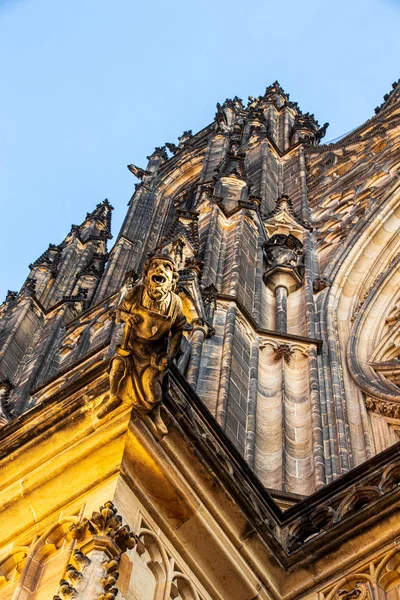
left=0, top=0, right=399, bottom=300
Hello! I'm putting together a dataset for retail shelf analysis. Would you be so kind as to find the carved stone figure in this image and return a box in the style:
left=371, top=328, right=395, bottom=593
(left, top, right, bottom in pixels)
left=313, top=276, right=331, bottom=293
left=315, top=121, right=329, bottom=142
left=264, top=234, right=303, bottom=272
left=215, top=102, right=229, bottom=130
left=127, top=163, right=150, bottom=180
left=97, top=254, right=186, bottom=439
left=263, top=234, right=304, bottom=297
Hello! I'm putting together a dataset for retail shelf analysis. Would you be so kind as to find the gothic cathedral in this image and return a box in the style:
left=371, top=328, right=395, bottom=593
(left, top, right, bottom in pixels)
left=1, top=80, right=400, bottom=600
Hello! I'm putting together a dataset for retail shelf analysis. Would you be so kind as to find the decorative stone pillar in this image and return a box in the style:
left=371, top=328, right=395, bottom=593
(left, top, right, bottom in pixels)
left=54, top=501, right=138, bottom=600
left=186, top=318, right=215, bottom=390
left=275, top=286, right=288, bottom=333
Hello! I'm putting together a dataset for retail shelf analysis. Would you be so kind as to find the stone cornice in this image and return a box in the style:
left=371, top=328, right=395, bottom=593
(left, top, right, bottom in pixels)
left=2, top=354, right=400, bottom=571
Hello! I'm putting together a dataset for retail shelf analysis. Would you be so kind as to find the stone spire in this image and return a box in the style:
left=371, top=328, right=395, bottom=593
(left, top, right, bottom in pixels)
left=0, top=199, right=113, bottom=415
left=30, top=198, right=112, bottom=309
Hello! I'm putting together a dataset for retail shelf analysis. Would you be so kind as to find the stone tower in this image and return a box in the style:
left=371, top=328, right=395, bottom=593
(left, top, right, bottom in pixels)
left=1, top=80, right=400, bottom=600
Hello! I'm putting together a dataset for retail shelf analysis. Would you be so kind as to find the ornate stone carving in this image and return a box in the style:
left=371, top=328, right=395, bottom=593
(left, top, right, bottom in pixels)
left=313, top=276, right=332, bottom=293
left=98, top=557, right=120, bottom=600
left=97, top=254, right=186, bottom=439
left=0, top=290, right=18, bottom=320
left=27, top=277, right=37, bottom=293
left=315, top=122, right=329, bottom=143
left=214, top=97, right=243, bottom=131
left=146, top=146, right=168, bottom=162
left=335, top=582, right=372, bottom=600
left=285, top=474, right=396, bottom=553
left=72, top=549, right=91, bottom=570
left=292, top=112, right=326, bottom=145
left=166, top=130, right=193, bottom=155
left=365, top=397, right=400, bottom=419
left=215, top=102, right=229, bottom=130
left=53, top=502, right=138, bottom=600
left=70, top=501, right=139, bottom=552
left=63, top=287, right=89, bottom=304
left=264, top=194, right=310, bottom=230
left=273, top=344, right=294, bottom=364
left=264, top=81, right=287, bottom=102
left=191, top=317, right=215, bottom=338
left=263, top=233, right=304, bottom=294
left=264, top=234, right=303, bottom=272
left=5, top=290, right=18, bottom=303
left=127, top=163, right=151, bottom=180
left=53, top=549, right=92, bottom=600
left=53, top=580, right=77, bottom=600
left=29, top=243, right=62, bottom=275
left=64, top=564, right=83, bottom=586
left=155, top=209, right=199, bottom=271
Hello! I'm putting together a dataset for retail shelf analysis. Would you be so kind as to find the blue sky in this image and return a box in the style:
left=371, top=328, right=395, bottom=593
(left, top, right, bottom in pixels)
left=0, top=0, right=399, bottom=300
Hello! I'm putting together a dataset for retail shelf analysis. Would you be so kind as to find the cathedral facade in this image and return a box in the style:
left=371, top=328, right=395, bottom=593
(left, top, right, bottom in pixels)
left=0, top=79, right=400, bottom=600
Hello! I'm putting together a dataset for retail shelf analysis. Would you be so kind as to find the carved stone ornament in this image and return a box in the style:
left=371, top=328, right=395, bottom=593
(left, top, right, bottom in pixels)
left=53, top=551, right=91, bottom=599
left=313, top=276, right=332, bottom=294
left=98, top=556, right=120, bottom=600
left=273, top=344, right=294, bottom=364
left=53, top=502, right=138, bottom=600
left=335, top=582, right=372, bottom=600
left=128, top=163, right=150, bottom=180
left=365, top=397, right=400, bottom=419
left=263, top=233, right=304, bottom=294
left=97, top=253, right=186, bottom=440
left=264, top=234, right=303, bottom=272
left=284, top=464, right=400, bottom=553
left=70, top=501, right=138, bottom=552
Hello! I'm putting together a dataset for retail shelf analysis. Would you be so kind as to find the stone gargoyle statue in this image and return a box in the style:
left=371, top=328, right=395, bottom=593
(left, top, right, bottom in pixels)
left=97, top=254, right=186, bottom=440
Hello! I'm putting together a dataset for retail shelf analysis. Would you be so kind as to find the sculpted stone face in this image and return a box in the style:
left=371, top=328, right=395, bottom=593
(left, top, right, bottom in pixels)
left=144, top=258, right=176, bottom=303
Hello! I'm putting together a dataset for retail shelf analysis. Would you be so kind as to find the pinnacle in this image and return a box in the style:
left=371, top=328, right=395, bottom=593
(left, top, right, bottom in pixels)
left=81, top=199, right=113, bottom=238
left=264, top=80, right=288, bottom=98
left=87, top=198, right=114, bottom=219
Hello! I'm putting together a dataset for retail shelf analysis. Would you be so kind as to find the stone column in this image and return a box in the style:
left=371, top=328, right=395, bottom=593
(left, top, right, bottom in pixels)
left=216, top=303, right=237, bottom=427
left=275, top=286, right=288, bottom=333
left=244, top=339, right=259, bottom=468
left=186, top=286, right=217, bottom=389
left=186, top=319, right=213, bottom=390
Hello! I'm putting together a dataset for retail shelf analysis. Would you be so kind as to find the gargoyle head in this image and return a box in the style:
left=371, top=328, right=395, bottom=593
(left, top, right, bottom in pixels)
left=143, top=254, right=179, bottom=303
